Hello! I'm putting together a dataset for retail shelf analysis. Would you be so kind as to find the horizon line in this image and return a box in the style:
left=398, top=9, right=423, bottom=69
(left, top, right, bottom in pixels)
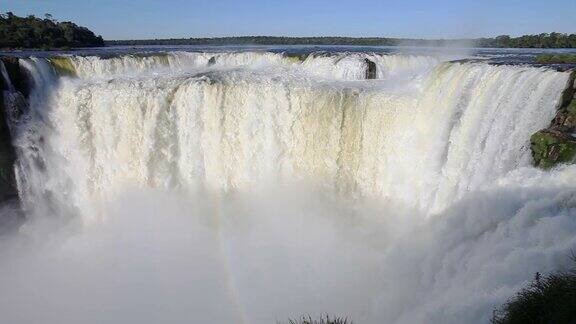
left=105, top=33, right=573, bottom=42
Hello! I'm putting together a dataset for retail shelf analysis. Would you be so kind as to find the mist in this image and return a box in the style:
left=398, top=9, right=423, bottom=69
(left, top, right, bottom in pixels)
left=1, top=164, right=575, bottom=324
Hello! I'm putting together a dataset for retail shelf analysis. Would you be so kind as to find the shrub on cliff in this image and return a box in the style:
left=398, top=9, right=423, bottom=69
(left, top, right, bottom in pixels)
left=0, top=12, right=104, bottom=49
left=281, top=315, right=352, bottom=324
left=535, top=54, right=576, bottom=64
left=492, top=259, right=576, bottom=324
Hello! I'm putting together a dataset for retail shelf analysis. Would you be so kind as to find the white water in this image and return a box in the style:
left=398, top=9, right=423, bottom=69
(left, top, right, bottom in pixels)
left=1, top=52, right=575, bottom=324
left=0, top=61, right=14, bottom=91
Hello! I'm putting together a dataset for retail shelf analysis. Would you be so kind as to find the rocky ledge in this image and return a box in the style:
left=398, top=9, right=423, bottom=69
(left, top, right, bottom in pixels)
left=531, top=70, right=576, bottom=168
left=0, top=56, right=28, bottom=203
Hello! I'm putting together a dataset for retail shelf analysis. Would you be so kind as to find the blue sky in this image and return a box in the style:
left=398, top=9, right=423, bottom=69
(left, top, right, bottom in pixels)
left=1, top=0, right=575, bottom=40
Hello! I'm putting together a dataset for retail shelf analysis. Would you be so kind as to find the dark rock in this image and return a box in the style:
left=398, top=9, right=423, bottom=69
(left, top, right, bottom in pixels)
left=365, top=58, right=377, bottom=79
left=283, top=53, right=309, bottom=63
left=0, top=56, right=30, bottom=96
left=208, top=56, right=216, bottom=66
left=0, top=74, right=18, bottom=202
left=558, top=71, right=576, bottom=107
left=550, top=100, right=576, bottom=131
left=0, top=56, right=29, bottom=206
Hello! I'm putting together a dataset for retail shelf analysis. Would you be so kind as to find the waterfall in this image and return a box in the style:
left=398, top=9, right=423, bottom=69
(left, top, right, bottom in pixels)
left=1, top=52, right=575, bottom=324
left=12, top=53, right=568, bottom=220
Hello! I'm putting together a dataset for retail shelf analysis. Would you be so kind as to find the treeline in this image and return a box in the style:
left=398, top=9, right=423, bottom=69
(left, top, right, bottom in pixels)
left=109, top=36, right=399, bottom=47
left=0, top=12, right=104, bottom=49
left=478, top=33, right=576, bottom=48
left=108, top=33, right=576, bottom=48
left=2, top=11, right=574, bottom=49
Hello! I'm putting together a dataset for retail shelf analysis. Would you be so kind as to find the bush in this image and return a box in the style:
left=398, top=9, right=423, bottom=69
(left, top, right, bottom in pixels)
left=535, top=54, right=576, bottom=64
left=282, top=315, right=352, bottom=324
left=492, top=258, right=576, bottom=324
left=0, top=12, right=104, bottom=49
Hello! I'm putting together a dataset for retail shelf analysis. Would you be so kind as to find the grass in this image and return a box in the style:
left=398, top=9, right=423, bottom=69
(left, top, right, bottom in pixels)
left=282, top=315, right=352, bottom=324
left=535, top=54, right=576, bottom=64
left=492, top=257, right=576, bottom=324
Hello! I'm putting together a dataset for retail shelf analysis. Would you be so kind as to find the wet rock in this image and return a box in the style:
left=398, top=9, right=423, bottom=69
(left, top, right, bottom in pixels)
left=550, top=99, right=576, bottom=131
left=49, top=57, right=77, bottom=76
left=558, top=71, right=576, bottom=107
left=0, top=73, right=18, bottom=202
left=283, top=53, right=309, bottom=63
left=531, top=70, right=576, bottom=168
left=365, top=58, right=376, bottom=79
left=0, top=55, right=31, bottom=205
left=0, top=56, right=30, bottom=96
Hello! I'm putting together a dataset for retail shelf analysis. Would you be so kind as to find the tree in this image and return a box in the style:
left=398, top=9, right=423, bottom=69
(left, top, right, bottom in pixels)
left=0, top=12, right=104, bottom=49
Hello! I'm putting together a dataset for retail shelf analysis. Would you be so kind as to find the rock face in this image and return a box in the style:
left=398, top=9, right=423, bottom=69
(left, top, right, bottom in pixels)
left=0, top=57, right=24, bottom=203
left=283, top=53, right=309, bottom=63
left=1, top=57, right=29, bottom=96
left=0, top=80, right=17, bottom=202
left=365, top=58, right=377, bottom=79
left=531, top=71, right=576, bottom=168
left=49, top=57, right=77, bottom=76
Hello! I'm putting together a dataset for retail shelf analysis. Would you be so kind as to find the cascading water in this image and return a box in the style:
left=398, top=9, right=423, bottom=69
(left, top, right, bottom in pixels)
left=1, top=51, right=575, bottom=324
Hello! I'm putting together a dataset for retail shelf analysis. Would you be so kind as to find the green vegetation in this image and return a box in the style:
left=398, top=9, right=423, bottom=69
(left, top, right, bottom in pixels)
left=492, top=259, right=576, bottom=324
left=530, top=130, right=576, bottom=169
left=2, top=11, right=574, bottom=49
left=108, top=33, right=576, bottom=48
left=0, top=12, right=104, bottom=49
left=535, top=54, right=576, bottom=64
left=478, top=33, right=576, bottom=48
left=530, top=71, right=576, bottom=169
left=109, top=36, right=399, bottom=47
left=282, top=315, right=351, bottom=324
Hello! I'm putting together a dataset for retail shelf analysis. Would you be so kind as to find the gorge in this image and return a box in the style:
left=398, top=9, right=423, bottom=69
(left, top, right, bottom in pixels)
left=0, top=49, right=575, bottom=324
